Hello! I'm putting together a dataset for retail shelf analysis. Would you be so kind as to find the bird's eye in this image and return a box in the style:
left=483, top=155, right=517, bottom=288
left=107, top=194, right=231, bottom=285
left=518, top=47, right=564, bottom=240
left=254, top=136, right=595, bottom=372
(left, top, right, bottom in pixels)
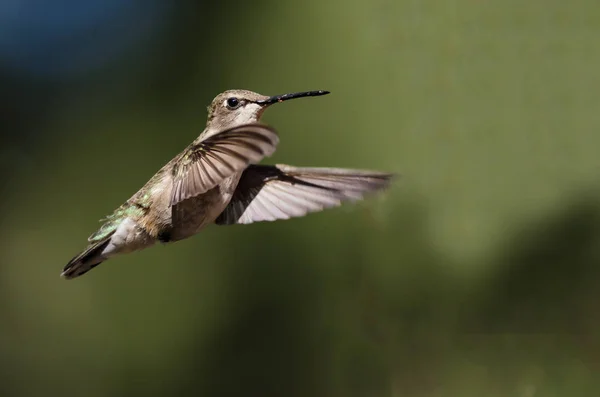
left=225, top=97, right=240, bottom=109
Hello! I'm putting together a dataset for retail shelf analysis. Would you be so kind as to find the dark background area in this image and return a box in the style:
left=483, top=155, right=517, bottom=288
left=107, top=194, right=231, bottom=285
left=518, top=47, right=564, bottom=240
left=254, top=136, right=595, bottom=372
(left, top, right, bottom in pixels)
left=1, top=1, right=599, bottom=396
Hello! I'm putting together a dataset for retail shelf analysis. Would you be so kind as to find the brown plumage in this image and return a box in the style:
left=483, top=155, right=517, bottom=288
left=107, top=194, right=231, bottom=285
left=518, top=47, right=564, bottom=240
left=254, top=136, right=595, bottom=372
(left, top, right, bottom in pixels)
left=62, top=89, right=394, bottom=279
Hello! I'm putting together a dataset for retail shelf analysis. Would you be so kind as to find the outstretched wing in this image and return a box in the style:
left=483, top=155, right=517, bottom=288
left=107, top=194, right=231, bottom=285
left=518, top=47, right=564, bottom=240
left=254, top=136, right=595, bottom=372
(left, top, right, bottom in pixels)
left=170, top=124, right=279, bottom=206
left=215, top=164, right=395, bottom=225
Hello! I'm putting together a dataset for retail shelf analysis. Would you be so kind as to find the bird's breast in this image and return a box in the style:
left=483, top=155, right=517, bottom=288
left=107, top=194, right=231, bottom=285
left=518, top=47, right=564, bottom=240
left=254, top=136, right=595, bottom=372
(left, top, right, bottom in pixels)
left=168, top=172, right=242, bottom=241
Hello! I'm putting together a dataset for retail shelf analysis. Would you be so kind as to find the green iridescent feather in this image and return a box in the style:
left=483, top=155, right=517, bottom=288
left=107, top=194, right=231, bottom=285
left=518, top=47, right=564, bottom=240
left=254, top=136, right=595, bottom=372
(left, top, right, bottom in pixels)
left=88, top=204, right=145, bottom=243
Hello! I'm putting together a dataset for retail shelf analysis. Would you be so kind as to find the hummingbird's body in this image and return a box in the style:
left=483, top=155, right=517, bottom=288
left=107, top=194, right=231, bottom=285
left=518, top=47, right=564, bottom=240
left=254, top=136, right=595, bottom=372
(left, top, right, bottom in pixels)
left=62, top=89, right=394, bottom=279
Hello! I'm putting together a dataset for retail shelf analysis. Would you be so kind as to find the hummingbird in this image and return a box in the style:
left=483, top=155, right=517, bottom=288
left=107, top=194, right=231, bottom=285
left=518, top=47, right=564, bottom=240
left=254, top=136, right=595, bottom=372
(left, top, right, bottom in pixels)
left=62, top=89, right=394, bottom=279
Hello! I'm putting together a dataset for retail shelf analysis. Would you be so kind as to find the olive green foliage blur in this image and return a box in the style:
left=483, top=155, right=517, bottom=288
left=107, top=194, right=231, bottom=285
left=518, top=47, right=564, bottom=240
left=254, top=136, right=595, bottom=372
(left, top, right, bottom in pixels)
left=1, top=1, right=600, bottom=396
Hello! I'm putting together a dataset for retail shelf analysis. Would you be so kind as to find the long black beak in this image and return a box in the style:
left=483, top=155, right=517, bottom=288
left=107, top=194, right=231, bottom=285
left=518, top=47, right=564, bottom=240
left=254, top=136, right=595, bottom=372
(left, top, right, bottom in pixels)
left=256, top=90, right=330, bottom=106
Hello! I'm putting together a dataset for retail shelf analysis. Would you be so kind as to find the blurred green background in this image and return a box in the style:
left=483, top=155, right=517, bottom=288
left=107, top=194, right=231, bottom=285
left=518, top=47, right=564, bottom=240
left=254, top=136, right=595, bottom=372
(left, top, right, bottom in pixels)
left=1, top=1, right=600, bottom=396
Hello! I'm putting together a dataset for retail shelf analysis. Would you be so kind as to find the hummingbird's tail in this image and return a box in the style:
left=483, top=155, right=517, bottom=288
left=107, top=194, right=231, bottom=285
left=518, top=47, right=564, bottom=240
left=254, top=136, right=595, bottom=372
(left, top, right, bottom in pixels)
left=61, top=238, right=111, bottom=279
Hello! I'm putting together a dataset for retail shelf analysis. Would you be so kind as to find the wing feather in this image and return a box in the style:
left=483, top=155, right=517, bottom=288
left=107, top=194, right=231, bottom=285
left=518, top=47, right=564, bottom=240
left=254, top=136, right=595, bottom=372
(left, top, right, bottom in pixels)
left=216, top=164, right=395, bottom=225
left=170, top=124, right=279, bottom=206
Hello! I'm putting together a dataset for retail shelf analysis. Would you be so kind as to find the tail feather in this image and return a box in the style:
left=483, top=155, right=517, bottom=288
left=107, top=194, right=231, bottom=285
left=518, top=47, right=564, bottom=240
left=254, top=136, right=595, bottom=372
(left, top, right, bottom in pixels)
left=61, top=238, right=111, bottom=279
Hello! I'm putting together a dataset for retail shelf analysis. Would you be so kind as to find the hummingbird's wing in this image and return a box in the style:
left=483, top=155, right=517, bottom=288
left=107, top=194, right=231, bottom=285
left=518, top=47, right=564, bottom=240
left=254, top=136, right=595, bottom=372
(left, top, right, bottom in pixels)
left=170, top=124, right=279, bottom=206
left=215, top=164, right=394, bottom=225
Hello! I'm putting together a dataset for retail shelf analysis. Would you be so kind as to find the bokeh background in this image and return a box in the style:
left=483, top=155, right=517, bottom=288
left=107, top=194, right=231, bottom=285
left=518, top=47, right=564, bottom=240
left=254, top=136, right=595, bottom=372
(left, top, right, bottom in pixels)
left=1, top=1, right=600, bottom=396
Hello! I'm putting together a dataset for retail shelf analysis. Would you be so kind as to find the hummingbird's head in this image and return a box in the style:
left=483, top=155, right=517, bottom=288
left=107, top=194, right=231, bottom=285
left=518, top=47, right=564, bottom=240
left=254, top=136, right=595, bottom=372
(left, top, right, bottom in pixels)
left=205, top=89, right=330, bottom=132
